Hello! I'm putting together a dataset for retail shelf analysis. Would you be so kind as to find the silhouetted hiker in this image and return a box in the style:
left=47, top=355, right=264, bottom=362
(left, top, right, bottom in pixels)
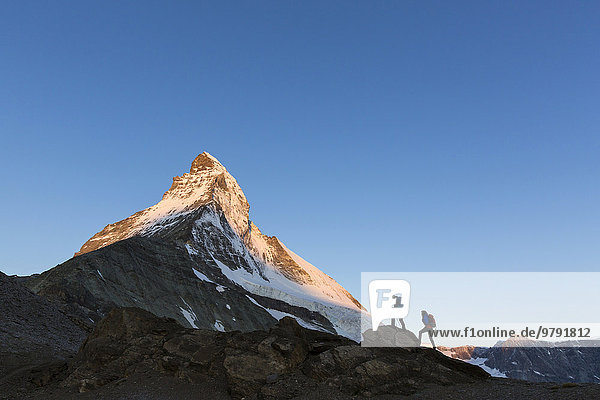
left=418, top=310, right=436, bottom=349
left=389, top=293, right=406, bottom=329
left=390, top=318, right=406, bottom=329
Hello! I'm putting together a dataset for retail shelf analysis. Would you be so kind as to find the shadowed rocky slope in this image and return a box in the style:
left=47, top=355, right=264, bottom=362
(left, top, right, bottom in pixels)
left=0, top=272, right=86, bottom=373
left=25, top=236, right=279, bottom=331
left=0, top=272, right=87, bottom=398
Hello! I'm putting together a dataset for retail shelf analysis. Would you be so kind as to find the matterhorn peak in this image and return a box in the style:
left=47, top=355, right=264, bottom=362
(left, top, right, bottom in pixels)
left=77, top=152, right=250, bottom=255
left=189, top=152, right=225, bottom=174
left=162, top=152, right=246, bottom=207
left=75, top=151, right=363, bottom=339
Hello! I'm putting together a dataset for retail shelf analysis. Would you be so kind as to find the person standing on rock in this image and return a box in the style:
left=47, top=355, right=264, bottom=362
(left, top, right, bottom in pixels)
left=390, top=318, right=406, bottom=329
left=390, top=293, right=406, bottom=329
left=418, top=310, right=436, bottom=349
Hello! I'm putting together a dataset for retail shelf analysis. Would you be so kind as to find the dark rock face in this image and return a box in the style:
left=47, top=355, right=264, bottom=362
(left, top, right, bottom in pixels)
left=56, top=308, right=488, bottom=399
left=0, top=271, right=86, bottom=398
left=25, top=235, right=335, bottom=335
left=0, top=271, right=86, bottom=360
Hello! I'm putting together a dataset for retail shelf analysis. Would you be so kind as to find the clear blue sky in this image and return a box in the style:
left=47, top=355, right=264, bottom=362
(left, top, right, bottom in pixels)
left=1, top=1, right=598, bottom=298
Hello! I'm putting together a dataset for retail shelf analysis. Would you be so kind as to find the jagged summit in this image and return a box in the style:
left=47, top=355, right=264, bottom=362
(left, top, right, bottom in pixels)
left=73, top=152, right=363, bottom=338
left=77, top=152, right=249, bottom=256
left=189, top=151, right=223, bottom=173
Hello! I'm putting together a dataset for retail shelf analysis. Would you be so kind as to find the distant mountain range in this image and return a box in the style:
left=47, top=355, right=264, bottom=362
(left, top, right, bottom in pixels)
left=441, top=338, right=600, bottom=383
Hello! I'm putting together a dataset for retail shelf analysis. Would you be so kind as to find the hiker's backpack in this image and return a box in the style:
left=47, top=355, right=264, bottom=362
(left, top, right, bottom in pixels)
left=428, top=314, right=436, bottom=328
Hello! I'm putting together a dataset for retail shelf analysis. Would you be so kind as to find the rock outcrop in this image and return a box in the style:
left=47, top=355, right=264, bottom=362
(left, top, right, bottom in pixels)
left=361, top=325, right=420, bottom=347
left=4, top=307, right=600, bottom=399
left=60, top=308, right=489, bottom=398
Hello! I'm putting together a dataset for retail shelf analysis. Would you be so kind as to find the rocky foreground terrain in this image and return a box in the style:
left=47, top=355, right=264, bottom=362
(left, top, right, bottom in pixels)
left=2, top=298, right=600, bottom=399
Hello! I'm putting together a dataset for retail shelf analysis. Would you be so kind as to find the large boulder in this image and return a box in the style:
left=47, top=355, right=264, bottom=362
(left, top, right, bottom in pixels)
left=361, top=325, right=420, bottom=347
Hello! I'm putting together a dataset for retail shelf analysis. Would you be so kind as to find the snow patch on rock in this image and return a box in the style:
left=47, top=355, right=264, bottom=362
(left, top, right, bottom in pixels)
left=467, top=358, right=507, bottom=378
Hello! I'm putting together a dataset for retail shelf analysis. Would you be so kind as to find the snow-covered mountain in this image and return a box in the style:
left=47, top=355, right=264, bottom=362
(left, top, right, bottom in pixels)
left=30, top=152, right=363, bottom=340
